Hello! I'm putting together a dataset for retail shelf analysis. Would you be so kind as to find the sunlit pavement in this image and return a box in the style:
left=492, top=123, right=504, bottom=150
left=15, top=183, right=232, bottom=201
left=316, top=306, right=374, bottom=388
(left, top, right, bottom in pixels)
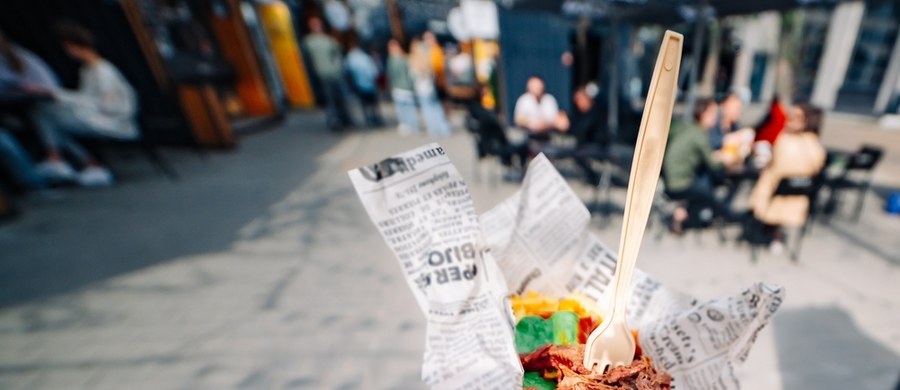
left=1, top=109, right=899, bottom=389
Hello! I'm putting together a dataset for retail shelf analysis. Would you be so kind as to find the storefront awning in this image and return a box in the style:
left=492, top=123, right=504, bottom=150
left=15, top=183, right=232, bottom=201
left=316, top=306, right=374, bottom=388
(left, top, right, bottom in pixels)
left=502, top=0, right=848, bottom=23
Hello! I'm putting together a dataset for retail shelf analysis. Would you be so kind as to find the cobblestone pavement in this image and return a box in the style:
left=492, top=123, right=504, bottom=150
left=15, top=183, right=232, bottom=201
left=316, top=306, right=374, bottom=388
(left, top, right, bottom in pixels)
left=1, top=110, right=899, bottom=389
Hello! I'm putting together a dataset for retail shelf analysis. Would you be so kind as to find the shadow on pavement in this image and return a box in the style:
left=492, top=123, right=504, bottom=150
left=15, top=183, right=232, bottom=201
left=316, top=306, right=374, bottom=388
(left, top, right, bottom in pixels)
left=820, top=183, right=900, bottom=266
left=0, top=113, right=342, bottom=308
left=775, top=306, right=900, bottom=390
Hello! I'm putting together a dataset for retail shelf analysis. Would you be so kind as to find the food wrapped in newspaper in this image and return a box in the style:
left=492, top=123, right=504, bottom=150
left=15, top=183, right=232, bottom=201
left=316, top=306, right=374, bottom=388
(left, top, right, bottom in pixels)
left=348, top=144, right=784, bottom=389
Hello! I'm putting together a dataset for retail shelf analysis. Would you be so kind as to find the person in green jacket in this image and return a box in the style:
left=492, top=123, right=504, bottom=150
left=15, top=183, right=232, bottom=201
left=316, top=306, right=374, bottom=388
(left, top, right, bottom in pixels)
left=386, top=39, right=419, bottom=134
left=302, top=17, right=353, bottom=131
left=662, top=97, right=725, bottom=233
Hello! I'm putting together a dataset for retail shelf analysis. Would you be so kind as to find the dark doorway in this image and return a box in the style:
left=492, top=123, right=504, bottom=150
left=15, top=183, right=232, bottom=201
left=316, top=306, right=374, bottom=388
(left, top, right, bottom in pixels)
left=570, top=24, right=602, bottom=90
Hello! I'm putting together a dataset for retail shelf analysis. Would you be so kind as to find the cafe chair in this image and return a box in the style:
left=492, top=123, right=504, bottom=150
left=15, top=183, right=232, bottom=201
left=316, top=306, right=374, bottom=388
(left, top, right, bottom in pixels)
left=823, top=145, right=883, bottom=222
left=587, top=155, right=616, bottom=224
left=743, top=175, right=822, bottom=263
left=585, top=145, right=633, bottom=223
left=651, top=181, right=680, bottom=242
left=652, top=175, right=728, bottom=244
left=465, top=103, right=520, bottom=185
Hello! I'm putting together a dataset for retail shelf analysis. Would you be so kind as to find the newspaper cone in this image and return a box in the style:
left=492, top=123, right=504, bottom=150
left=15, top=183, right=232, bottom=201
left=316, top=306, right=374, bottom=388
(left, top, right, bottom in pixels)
left=349, top=144, right=784, bottom=389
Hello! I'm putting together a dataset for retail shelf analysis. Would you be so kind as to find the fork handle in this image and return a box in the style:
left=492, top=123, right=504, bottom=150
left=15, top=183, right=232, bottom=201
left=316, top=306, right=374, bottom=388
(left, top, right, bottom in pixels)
left=611, top=31, right=683, bottom=319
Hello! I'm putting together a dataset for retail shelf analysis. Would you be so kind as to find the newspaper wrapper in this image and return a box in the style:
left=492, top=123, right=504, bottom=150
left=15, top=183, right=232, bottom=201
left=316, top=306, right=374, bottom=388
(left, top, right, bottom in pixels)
left=349, top=144, right=784, bottom=390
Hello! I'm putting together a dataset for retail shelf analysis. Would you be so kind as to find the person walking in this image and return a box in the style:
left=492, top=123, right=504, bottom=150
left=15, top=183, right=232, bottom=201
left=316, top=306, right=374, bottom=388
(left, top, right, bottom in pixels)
left=302, top=17, right=352, bottom=131
left=409, top=38, right=450, bottom=137
left=386, top=39, right=418, bottom=134
left=344, top=37, right=382, bottom=127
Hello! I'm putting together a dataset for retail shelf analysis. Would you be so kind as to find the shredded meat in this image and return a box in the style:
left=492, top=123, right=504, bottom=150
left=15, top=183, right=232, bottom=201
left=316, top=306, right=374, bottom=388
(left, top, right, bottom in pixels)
left=557, top=357, right=671, bottom=390
left=521, top=345, right=672, bottom=390
left=521, top=344, right=554, bottom=372
left=549, top=345, right=591, bottom=375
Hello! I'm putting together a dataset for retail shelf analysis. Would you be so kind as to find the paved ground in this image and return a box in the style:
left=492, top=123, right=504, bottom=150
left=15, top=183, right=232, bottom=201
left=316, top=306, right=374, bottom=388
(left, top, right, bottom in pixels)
left=1, top=109, right=899, bottom=389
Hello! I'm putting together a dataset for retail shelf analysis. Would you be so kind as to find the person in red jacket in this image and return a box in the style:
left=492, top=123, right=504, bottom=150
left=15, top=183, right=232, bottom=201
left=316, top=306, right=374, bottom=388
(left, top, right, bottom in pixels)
left=755, top=99, right=787, bottom=145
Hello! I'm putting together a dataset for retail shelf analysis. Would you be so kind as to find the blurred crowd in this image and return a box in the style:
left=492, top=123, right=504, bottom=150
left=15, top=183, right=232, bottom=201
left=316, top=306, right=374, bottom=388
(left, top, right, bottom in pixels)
left=300, top=15, right=484, bottom=136
left=294, top=11, right=838, bottom=255
left=467, top=67, right=830, bottom=254
left=1, top=22, right=137, bottom=191
left=1, top=13, right=874, bottom=252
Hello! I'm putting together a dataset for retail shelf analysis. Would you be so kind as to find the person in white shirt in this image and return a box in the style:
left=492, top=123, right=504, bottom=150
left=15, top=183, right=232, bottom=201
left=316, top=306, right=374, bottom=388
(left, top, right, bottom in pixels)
left=513, top=75, right=568, bottom=139
left=33, top=22, right=138, bottom=187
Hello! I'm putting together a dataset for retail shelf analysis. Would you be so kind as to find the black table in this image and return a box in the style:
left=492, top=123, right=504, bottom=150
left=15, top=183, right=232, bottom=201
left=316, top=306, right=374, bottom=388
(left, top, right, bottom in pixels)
left=718, top=164, right=762, bottom=220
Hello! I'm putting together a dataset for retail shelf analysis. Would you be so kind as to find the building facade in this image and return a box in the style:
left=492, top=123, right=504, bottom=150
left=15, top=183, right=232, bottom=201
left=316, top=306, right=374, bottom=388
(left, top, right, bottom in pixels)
left=729, top=1, right=900, bottom=115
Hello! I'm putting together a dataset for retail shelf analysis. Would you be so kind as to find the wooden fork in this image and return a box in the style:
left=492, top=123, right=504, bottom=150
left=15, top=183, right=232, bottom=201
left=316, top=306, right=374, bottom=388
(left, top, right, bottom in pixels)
left=583, top=30, right=683, bottom=373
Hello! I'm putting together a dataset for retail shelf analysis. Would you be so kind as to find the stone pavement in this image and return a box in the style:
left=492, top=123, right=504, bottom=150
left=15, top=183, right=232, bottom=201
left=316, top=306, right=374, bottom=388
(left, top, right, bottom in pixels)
left=1, top=110, right=899, bottom=389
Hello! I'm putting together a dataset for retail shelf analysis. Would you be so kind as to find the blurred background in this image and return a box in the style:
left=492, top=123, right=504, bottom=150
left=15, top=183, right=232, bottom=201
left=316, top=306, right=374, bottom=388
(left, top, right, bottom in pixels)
left=0, top=0, right=899, bottom=389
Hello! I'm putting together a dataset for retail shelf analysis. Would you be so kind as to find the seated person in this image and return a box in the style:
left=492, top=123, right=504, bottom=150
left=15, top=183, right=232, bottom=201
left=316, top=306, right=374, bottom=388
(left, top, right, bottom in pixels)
left=0, top=31, right=57, bottom=191
left=712, top=91, right=755, bottom=170
left=754, top=99, right=788, bottom=146
left=662, top=98, right=726, bottom=233
left=513, top=75, right=568, bottom=143
left=569, top=83, right=607, bottom=147
left=748, top=103, right=826, bottom=253
left=0, top=127, right=46, bottom=191
left=568, top=84, right=608, bottom=185
left=33, top=22, right=138, bottom=187
left=709, top=91, right=742, bottom=150
left=0, top=30, right=59, bottom=94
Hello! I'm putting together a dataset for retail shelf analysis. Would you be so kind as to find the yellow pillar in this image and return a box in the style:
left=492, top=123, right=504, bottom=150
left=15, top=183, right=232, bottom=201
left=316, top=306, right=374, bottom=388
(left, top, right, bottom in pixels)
left=257, top=1, right=315, bottom=108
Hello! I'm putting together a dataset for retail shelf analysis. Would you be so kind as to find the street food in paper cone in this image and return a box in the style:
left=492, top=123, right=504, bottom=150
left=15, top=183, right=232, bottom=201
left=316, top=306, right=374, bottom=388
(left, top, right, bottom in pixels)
left=349, top=142, right=784, bottom=390
left=513, top=292, right=672, bottom=390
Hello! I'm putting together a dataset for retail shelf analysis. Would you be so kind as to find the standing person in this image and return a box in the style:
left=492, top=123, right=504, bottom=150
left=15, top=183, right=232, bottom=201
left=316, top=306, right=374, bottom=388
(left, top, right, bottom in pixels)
left=344, top=37, right=382, bottom=127
left=446, top=44, right=477, bottom=101
left=422, top=31, right=446, bottom=97
left=662, top=98, right=727, bottom=233
left=386, top=39, right=418, bottom=134
left=409, top=39, right=450, bottom=137
left=31, top=22, right=139, bottom=187
left=302, top=16, right=352, bottom=131
left=749, top=103, right=826, bottom=253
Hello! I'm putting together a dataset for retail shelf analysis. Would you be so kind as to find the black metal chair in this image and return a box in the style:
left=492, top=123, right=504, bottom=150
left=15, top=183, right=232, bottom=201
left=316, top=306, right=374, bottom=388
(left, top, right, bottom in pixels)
left=464, top=102, right=523, bottom=184
left=652, top=174, right=728, bottom=244
left=744, top=174, right=822, bottom=262
left=823, top=145, right=883, bottom=222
